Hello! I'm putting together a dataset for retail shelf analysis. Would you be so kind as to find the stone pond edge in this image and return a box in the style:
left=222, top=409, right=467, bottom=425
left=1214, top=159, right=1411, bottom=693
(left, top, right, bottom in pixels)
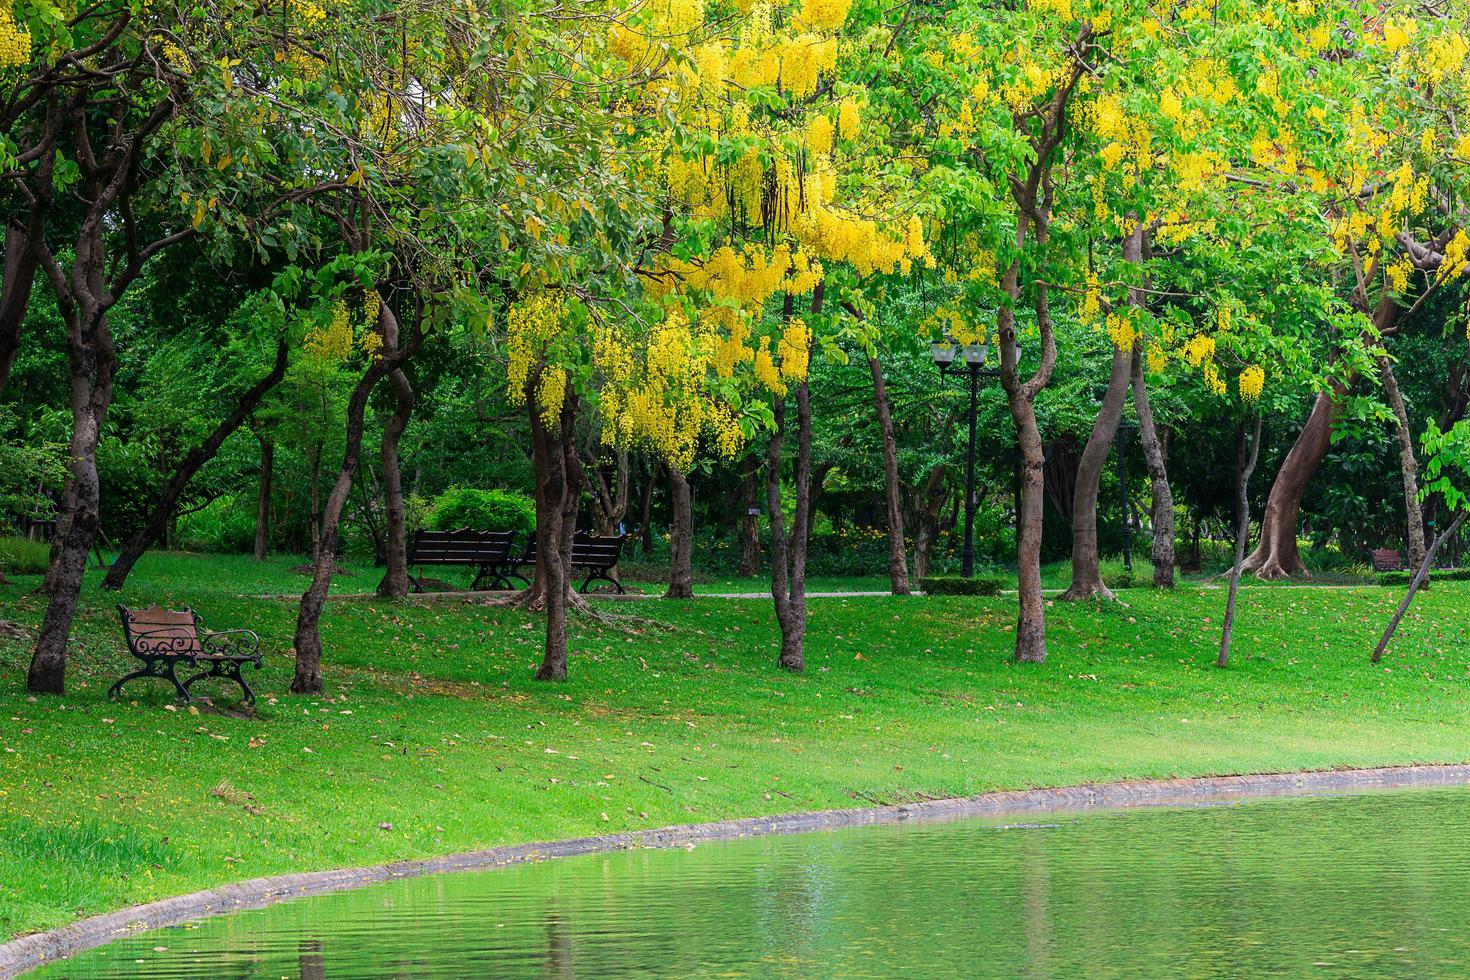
left=7, top=762, right=1470, bottom=977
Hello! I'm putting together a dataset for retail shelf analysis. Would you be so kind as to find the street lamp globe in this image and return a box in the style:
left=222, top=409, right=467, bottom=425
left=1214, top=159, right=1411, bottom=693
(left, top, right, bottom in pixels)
left=962, top=343, right=989, bottom=367
left=930, top=337, right=957, bottom=368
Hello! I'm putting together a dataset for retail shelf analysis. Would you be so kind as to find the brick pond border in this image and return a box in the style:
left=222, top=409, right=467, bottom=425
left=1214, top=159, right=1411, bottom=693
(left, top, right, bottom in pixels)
left=6, top=762, right=1470, bottom=977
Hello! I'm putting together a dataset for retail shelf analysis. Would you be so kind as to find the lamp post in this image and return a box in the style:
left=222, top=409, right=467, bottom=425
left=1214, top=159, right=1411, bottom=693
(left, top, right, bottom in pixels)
left=1117, top=421, right=1136, bottom=574
left=931, top=337, right=999, bottom=577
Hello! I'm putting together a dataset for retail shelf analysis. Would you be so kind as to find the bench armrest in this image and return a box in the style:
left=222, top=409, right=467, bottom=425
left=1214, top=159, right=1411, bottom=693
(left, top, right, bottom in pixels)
left=201, top=629, right=261, bottom=661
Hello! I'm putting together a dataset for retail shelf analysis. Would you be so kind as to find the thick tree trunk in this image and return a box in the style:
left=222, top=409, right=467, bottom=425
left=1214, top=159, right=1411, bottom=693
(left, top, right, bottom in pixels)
left=664, top=465, right=694, bottom=599
left=254, top=436, right=273, bottom=561
left=1373, top=510, right=1468, bottom=663
left=292, top=331, right=420, bottom=694
left=1130, top=347, right=1175, bottom=587
left=102, top=340, right=288, bottom=590
left=28, top=342, right=115, bottom=693
left=738, top=456, right=762, bottom=577
left=1244, top=299, right=1395, bottom=578
left=868, top=352, right=911, bottom=595
left=1378, top=355, right=1426, bottom=570
left=1218, top=415, right=1263, bottom=668
left=377, top=304, right=414, bottom=599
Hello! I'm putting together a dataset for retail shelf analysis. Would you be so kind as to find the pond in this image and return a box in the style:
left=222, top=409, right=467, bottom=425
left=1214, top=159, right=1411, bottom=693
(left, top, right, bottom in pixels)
left=34, top=786, right=1470, bottom=977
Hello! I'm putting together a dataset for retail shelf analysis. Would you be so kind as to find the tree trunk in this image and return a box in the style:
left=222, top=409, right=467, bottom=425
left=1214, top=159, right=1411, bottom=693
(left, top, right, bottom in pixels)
left=529, top=376, right=583, bottom=681
left=1378, top=354, right=1426, bottom=570
left=768, top=380, right=812, bottom=672
left=1244, top=298, right=1395, bottom=578
left=1372, top=510, right=1468, bottom=663
left=255, top=436, right=273, bottom=561
left=0, top=224, right=37, bottom=395
left=1130, top=347, right=1175, bottom=587
left=911, top=464, right=948, bottom=580
left=868, top=352, right=911, bottom=595
left=665, top=465, right=694, bottom=599
left=292, top=333, right=420, bottom=695
left=1218, top=415, right=1263, bottom=669
left=638, top=456, right=656, bottom=555
left=102, top=340, right=289, bottom=590
left=1064, top=219, right=1144, bottom=601
left=738, top=456, right=762, bottom=577
left=377, top=303, right=414, bottom=599
left=1061, top=344, right=1131, bottom=600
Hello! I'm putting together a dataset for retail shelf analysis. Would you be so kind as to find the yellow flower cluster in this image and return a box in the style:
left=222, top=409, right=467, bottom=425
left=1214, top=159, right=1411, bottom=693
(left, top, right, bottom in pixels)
left=795, top=0, right=851, bottom=32
left=1105, top=311, right=1136, bottom=352
left=1238, top=365, right=1265, bottom=402
left=1182, top=333, right=1215, bottom=368
left=506, top=293, right=567, bottom=416
left=305, top=301, right=355, bottom=363
left=1439, top=230, right=1470, bottom=283
left=666, top=243, right=825, bottom=309
left=1145, top=342, right=1167, bottom=374
left=1422, top=32, right=1468, bottom=85
left=0, top=2, right=30, bottom=68
left=837, top=99, right=860, bottom=140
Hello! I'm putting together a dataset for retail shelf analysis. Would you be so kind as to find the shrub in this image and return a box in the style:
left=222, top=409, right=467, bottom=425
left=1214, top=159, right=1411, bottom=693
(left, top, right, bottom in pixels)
left=176, top=497, right=256, bottom=553
left=0, top=536, right=49, bottom=575
left=920, top=575, right=1005, bottom=596
left=1102, top=568, right=1135, bottom=590
left=429, top=487, right=536, bottom=536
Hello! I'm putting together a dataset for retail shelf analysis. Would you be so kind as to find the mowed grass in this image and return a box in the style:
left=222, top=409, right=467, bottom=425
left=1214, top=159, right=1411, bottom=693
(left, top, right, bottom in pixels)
left=2, top=550, right=1470, bottom=940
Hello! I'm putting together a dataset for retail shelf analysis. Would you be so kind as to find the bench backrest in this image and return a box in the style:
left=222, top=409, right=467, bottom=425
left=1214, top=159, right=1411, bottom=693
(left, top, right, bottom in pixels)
left=408, top=529, right=517, bottom=565
left=1371, top=548, right=1405, bottom=570
left=119, top=604, right=201, bottom=657
left=572, top=534, right=626, bottom=569
left=519, top=533, right=626, bottom=569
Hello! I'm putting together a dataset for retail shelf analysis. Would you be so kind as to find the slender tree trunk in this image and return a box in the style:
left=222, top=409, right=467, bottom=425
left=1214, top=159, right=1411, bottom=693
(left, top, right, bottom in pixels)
left=912, top=464, right=948, bottom=580
left=102, top=340, right=288, bottom=590
left=1373, top=510, right=1468, bottom=663
left=308, top=445, right=323, bottom=565
left=868, top=352, right=911, bottom=595
left=638, top=457, right=656, bottom=555
left=768, top=381, right=812, bottom=672
left=255, top=436, right=273, bottom=561
left=0, top=224, right=37, bottom=395
left=1130, top=347, right=1175, bottom=587
left=530, top=378, right=582, bottom=681
left=377, top=303, right=414, bottom=599
left=1218, top=415, right=1263, bottom=669
left=292, top=334, right=420, bottom=694
left=1378, top=354, right=1426, bottom=570
left=665, top=465, right=694, bottom=599
left=738, top=456, right=762, bottom=577
left=1064, top=219, right=1144, bottom=600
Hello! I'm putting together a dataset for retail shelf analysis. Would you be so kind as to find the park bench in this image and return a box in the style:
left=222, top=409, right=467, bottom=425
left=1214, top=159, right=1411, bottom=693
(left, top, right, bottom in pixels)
left=406, top=528, right=522, bottom=592
left=1370, top=548, right=1406, bottom=572
left=110, top=605, right=262, bottom=705
left=516, top=532, right=629, bottom=594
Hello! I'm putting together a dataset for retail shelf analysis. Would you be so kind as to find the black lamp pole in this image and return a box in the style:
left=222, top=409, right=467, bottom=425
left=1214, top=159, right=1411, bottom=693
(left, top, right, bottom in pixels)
left=932, top=338, right=998, bottom=578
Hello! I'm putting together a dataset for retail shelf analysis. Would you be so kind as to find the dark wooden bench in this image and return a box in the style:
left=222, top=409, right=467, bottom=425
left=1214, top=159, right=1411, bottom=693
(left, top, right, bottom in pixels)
left=1370, top=548, right=1406, bottom=572
left=406, top=529, right=522, bottom=592
left=110, top=605, right=262, bottom=705
left=516, top=532, right=628, bottom=594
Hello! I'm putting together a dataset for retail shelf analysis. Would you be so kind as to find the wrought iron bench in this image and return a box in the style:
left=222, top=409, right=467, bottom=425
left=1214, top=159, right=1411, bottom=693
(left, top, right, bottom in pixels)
left=110, top=605, right=262, bottom=705
left=1370, top=548, right=1406, bottom=572
left=516, top=532, right=629, bottom=594
left=406, top=528, right=521, bottom=592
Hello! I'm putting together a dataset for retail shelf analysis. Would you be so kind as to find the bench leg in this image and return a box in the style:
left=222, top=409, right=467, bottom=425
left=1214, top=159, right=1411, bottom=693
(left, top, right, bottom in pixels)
left=580, top=570, right=625, bottom=595
left=110, top=660, right=191, bottom=705
left=182, top=661, right=258, bottom=706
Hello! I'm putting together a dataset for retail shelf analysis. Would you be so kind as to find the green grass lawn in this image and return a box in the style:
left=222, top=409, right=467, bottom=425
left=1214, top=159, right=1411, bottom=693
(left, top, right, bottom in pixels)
left=2, top=550, right=1468, bottom=941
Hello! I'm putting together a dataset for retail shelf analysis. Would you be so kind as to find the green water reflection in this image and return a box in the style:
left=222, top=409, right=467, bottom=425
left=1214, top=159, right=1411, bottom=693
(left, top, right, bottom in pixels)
left=35, top=787, right=1470, bottom=977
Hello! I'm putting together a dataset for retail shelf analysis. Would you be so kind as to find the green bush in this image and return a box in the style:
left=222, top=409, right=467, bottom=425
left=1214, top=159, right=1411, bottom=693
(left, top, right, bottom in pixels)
left=429, top=487, right=536, bottom=536
left=1103, top=568, right=1135, bottom=590
left=919, top=575, right=1005, bottom=596
left=1377, top=567, right=1470, bottom=586
left=0, top=536, right=49, bottom=575
left=176, top=497, right=256, bottom=553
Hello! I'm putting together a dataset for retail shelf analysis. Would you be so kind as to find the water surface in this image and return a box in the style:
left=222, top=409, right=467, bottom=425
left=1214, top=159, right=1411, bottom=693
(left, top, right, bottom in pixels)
left=36, top=786, right=1470, bottom=977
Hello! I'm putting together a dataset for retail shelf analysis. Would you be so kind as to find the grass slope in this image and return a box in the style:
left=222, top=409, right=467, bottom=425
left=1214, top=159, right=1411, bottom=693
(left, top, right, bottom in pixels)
left=2, top=552, right=1469, bottom=940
